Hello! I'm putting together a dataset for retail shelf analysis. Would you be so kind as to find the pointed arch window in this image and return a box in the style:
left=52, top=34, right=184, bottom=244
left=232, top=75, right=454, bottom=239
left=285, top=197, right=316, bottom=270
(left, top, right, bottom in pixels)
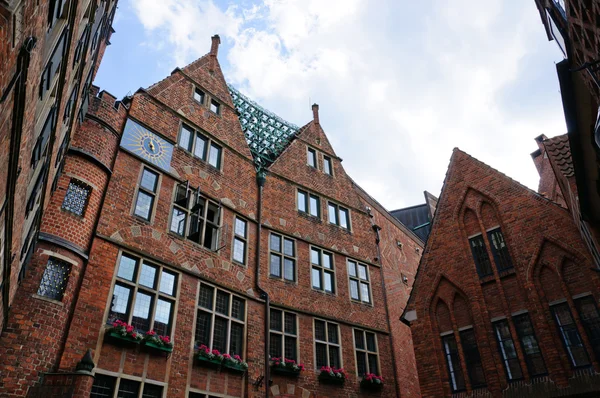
left=487, top=228, right=513, bottom=272
left=469, top=234, right=493, bottom=277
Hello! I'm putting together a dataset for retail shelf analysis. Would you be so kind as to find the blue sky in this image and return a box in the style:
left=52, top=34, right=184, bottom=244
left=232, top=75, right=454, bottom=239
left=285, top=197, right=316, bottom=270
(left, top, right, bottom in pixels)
left=95, top=0, right=565, bottom=210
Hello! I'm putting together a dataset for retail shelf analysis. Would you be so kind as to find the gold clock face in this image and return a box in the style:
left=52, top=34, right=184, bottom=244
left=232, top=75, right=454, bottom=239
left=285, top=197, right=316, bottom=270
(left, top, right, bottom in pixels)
left=122, top=119, right=173, bottom=171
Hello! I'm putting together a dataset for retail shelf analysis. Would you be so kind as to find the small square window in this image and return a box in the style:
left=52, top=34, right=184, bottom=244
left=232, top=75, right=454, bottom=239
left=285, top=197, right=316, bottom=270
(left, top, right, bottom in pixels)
left=210, top=100, right=220, bottom=114
left=37, top=258, right=71, bottom=301
left=194, top=88, right=205, bottom=104
left=307, top=148, right=317, bottom=168
left=62, top=179, right=91, bottom=216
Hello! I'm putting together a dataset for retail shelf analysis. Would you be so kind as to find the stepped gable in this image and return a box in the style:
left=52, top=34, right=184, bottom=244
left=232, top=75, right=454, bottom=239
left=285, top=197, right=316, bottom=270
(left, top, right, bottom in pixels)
left=543, top=134, right=574, bottom=178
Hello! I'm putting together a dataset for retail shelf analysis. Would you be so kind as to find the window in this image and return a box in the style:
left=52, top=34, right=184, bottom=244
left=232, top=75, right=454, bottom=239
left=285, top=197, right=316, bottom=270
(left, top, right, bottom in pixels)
left=40, top=28, right=68, bottom=100
left=469, top=234, right=493, bottom=277
left=32, top=107, right=56, bottom=168
left=347, top=260, right=370, bottom=304
left=169, top=183, right=221, bottom=251
left=62, top=179, right=91, bottom=216
left=269, top=233, right=296, bottom=281
left=354, top=329, right=379, bottom=376
left=314, top=320, right=341, bottom=368
left=26, top=164, right=47, bottom=216
left=311, top=247, right=335, bottom=293
left=232, top=217, right=247, bottom=265
left=90, top=375, right=164, bottom=398
left=297, top=189, right=320, bottom=218
left=442, top=334, right=466, bottom=393
left=134, top=168, right=159, bottom=220
left=72, top=25, right=90, bottom=68
left=487, top=228, right=513, bottom=272
left=107, top=253, right=177, bottom=336
left=210, top=99, right=220, bottom=115
left=270, top=308, right=298, bottom=361
left=37, top=258, right=71, bottom=301
left=574, top=296, right=600, bottom=361
left=47, top=0, right=69, bottom=29
left=177, top=124, right=222, bottom=169
left=323, top=156, right=333, bottom=175
left=194, top=88, right=205, bottom=104
left=328, top=202, right=350, bottom=230
left=63, top=83, right=79, bottom=123
left=493, top=320, right=523, bottom=381
left=551, top=302, right=591, bottom=368
left=307, top=147, right=317, bottom=168
left=513, top=313, right=547, bottom=377
left=195, top=283, right=246, bottom=357
left=460, top=329, right=486, bottom=388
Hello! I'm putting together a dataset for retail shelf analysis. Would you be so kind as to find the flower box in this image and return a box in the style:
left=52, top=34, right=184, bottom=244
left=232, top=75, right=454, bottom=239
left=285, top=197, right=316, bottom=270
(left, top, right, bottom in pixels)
left=318, top=371, right=346, bottom=385
left=105, top=331, right=142, bottom=346
left=144, top=340, right=173, bottom=353
left=360, top=374, right=384, bottom=391
left=271, top=366, right=302, bottom=377
left=142, top=330, right=173, bottom=355
left=223, top=360, right=247, bottom=373
left=195, top=355, right=223, bottom=369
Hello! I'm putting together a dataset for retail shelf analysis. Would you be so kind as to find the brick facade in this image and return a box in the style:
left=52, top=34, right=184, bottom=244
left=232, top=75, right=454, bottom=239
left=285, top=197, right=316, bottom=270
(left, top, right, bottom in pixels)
left=403, top=148, right=600, bottom=397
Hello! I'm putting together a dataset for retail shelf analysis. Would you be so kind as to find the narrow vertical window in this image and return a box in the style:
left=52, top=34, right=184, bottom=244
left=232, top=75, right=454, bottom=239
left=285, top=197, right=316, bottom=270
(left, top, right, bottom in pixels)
left=442, top=334, right=466, bottom=393
left=269, top=233, right=296, bottom=281
left=469, top=234, right=493, bottom=277
left=354, top=329, right=379, bottom=376
left=513, top=313, right=547, bottom=377
left=311, top=247, right=335, bottom=293
left=194, top=88, right=205, bottom=104
left=297, top=190, right=307, bottom=213
left=460, top=329, right=486, bottom=388
left=62, top=179, right=92, bottom=216
left=134, top=168, right=159, bottom=220
left=487, top=228, right=513, bottom=272
left=307, top=147, right=317, bottom=168
left=493, top=320, right=523, bottom=381
left=314, top=320, right=341, bottom=368
left=208, top=142, right=222, bottom=168
left=179, top=124, right=194, bottom=152
left=37, top=258, right=71, bottom=301
left=574, top=296, right=600, bottom=362
left=309, top=194, right=320, bottom=217
left=323, top=156, right=333, bottom=175
left=270, top=309, right=298, bottom=361
left=551, top=303, right=591, bottom=368
left=210, top=99, right=220, bottom=114
left=232, top=217, right=247, bottom=265
left=347, top=260, right=371, bottom=304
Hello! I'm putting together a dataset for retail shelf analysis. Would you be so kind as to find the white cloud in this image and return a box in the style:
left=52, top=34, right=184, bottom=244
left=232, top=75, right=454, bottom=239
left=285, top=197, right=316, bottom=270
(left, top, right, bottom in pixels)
left=130, top=0, right=566, bottom=209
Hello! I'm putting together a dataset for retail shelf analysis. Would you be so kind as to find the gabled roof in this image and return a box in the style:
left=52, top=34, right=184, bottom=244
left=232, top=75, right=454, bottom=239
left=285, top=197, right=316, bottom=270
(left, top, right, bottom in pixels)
left=228, top=85, right=299, bottom=170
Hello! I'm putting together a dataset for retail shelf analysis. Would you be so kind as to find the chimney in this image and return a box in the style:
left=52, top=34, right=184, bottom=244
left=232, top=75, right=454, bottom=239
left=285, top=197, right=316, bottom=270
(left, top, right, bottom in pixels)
left=209, top=35, right=220, bottom=72
left=312, top=103, right=319, bottom=125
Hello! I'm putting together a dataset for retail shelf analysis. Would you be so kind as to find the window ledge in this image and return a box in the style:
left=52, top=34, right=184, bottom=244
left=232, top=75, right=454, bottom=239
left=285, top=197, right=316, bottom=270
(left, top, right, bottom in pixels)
left=312, top=289, right=336, bottom=297
left=268, top=275, right=297, bottom=285
left=297, top=211, right=322, bottom=222
left=166, top=231, right=219, bottom=255
left=498, top=268, right=516, bottom=278
left=350, top=300, right=374, bottom=308
left=32, top=294, right=64, bottom=306
left=479, top=274, right=495, bottom=285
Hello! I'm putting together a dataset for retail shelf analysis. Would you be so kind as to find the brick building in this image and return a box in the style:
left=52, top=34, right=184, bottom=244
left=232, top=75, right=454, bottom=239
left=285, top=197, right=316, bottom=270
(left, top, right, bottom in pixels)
left=0, top=16, right=424, bottom=396
left=401, top=144, right=600, bottom=397
left=0, top=0, right=117, bottom=335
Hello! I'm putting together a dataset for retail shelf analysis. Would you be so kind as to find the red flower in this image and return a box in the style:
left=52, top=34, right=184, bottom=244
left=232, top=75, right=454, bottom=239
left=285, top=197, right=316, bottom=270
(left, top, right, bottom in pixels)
left=146, top=330, right=156, bottom=336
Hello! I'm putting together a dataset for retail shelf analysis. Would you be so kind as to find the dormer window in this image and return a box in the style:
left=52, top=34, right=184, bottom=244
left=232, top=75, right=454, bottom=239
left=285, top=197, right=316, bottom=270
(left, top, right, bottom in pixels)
left=210, top=99, right=221, bottom=115
left=194, top=88, right=205, bottom=104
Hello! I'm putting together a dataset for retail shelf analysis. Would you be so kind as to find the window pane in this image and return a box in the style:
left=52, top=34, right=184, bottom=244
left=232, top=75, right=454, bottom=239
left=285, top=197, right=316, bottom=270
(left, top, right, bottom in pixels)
left=159, top=270, right=176, bottom=296
left=360, top=283, right=370, bottom=303
left=314, top=320, right=326, bottom=341
left=108, top=284, right=131, bottom=323
left=324, top=272, right=334, bottom=293
left=347, top=261, right=357, bottom=277
left=324, top=157, right=332, bottom=175
left=575, top=296, right=600, bottom=361
left=312, top=268, right=321, bottom=289
left=552, top=304, right=590, bottom=367
left=212, top=317, right=228, bottom=353
left=328, top=324, right=339, bottom=344
left=194, top=134, right=207, bottom=160
left=460, top=330, right=486, bottom=388
left=283, top=238, right=294, bottom=256
left=179, top=124, right=193, bottom=151
left=488, top=229, right=513, bottom=271
left=329, top=346, right=340, bottom=368
left=469, top=235, right=493, bottom=277
left=230, top=322, right=244, bottom=356
left=285, top=336, right=297, bottom=361
left=368, top=353, right=379, bottom=375
left=138, top=264, right=157, bottom=289
left=195, top=310, right=211, bottom=347
left=142, top=384, right=163, bottom=398
left=210, top=100, right=220, bottom=114
left=235, top=218, right=246, bottom=237
left=366, top=332, right=376, bottom=352
left=307, top=148, right=316, bottom=167
left=358, top=264, right=368, bottom=280
left=154, top=299, right=172, bottom=336
left=270, top=234, right=281, bottom=252
left=208, top=143, right=221, bottom=168
left=117, top=379, right=140, bottom=398
left=90, top=374, right=115, bottom=398
left=339, top=208, right=349, bottom=229
left=37, top=259, right=70, bottom=301
left=443, top=335, right=466, bottom=392
left=316, top=343, right=327, bottom=368
left=232, top=297, right=245, bottom=321
left=309, top=196, right=319, bottom=217
left=328, top=204, right=337, bottom=224
left=170, top=208, right=187, bottom=236
left=322, top=253, right=332, bottom=269
left=233, top=238, right=245, bottom=264
left=297, top=191, right=307, bottom=212
left=270, top=333, right=282, bottom=358
left=270, top=309, right=282, bottom=331
left=194, top=88, right=204, bottom=103
left=132, top=291, right=153, bottom=332
left=311, top=248, right=320, bottom=265
left=117, top=254, right=138, bottom=281
left=140, top=169, right=158, bottom=192
left=355, top=330, right=365, bottom=349
left=62, top=180, right=91, bottom=216
left=199, top=284, right=214, bottom=309
left=134, top=191, right=153, bottom=220
left=284, top=258, right=295, bottom=281
left=494, top=321, right=522, bottom=380
left=284, top=313, right=296, bottom=335
left=215, top=291, right=230, bottom=315
left=356, top=352, right=367, bottom=376
left=270, top=254, right=281, bottom=277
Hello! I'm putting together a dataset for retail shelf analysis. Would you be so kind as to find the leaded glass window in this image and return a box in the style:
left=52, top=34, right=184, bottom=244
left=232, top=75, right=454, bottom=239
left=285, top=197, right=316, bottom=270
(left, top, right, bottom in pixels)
left=37, top=258, right=71, bottom=301
left=314, top=319, right=341, bottom=369
left=232, top=216, right=247, bottom=265
left=493, top=320, right=523, bottom=381
left=269, top=233, right=296, bottom=281
left=442, top=334, right=466, bottom=393
left=347, top=259, right=371, bottom=304
left=574, top=296, right=600, bottom=362
left=354, top=329, right=379, bottom=376
left=487, top=228, right=513, bottom=272
left=270, top=308, right=298, bottom=361
left=311, top=247, right=335, bottom=293
left=134, top=168, right=158, bottom=220
left=62, top=179, right=91, bottom=216
left=513, top=313, right=547, bottom=377
left=552, top=302, right=591, bottom=368
left=460, top=329, right=486, bottom=388
left=469, top=234, right=493, bottom=277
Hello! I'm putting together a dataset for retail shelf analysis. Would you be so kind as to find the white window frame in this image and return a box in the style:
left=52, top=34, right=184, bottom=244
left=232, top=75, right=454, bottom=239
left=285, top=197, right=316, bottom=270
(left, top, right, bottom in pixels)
left=347, top=259, right=372, bottom=304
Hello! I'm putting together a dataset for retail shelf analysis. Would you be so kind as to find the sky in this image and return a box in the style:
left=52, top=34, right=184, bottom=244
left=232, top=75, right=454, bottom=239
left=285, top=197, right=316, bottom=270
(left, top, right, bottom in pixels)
left=95, top=0, right=566, bottom=210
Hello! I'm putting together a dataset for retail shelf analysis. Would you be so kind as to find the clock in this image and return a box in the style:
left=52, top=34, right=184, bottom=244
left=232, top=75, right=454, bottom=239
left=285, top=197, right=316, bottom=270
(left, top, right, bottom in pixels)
left=121, top=118, right=173, bottom=172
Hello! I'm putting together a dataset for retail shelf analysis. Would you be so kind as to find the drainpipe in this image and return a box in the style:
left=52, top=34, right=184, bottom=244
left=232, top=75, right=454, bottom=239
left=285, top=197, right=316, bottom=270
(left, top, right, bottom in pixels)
left=1, top=36, right=37, bottom=329
left=370, top=215, right=401, bottom=398
left=254, top=170, right=270, bottom=398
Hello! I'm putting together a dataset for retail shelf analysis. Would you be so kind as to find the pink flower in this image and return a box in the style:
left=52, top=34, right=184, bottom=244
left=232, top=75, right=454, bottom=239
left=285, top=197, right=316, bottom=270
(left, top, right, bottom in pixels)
left=160, top=335, right=170, bottom=344
left=234, top=355, right=242, bottom=361
left=146, top=330, right=156, bottom=336
left=212, top=349, right=221, bottom=356
left=222, top=353, right=231, bottom=359
left=126, top=325, right=134, bottom=333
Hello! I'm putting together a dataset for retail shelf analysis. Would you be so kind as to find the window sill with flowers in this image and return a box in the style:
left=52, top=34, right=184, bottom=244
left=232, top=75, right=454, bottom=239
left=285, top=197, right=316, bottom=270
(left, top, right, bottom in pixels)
left=318, top=367, right=347, bottom=385
left=270, top=357, right=305, bottom=377
left=106, top=321, right=174, bottom=355
left=360, top=373, right=384, bottom=391
left=195, top=344, right=248, bottom=373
